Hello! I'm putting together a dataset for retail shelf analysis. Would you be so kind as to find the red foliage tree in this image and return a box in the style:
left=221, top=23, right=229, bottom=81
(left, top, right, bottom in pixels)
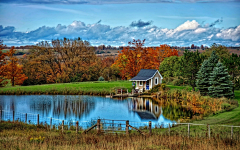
left=112, top=39, right=179, bottom=79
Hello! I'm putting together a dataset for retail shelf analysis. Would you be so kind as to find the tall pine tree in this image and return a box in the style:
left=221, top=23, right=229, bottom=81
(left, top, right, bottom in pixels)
left=208, top=61, right=234, bottom=98
left=196, top=51, right=219, bottom=96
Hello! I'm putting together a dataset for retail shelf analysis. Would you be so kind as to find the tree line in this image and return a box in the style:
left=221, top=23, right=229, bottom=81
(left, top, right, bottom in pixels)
left=159, top=43, right=240, bottom=98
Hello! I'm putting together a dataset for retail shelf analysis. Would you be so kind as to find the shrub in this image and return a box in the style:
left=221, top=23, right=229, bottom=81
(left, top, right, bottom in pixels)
left=98, top=76, right=105, bottom=81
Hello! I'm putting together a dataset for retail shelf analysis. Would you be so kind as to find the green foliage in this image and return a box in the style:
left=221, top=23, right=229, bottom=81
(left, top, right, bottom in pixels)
left=180, top=50, right=205, bottom=91
left=159, top=56, right=181, bottom=77
left=202, top=43, right=230, bottom=60
left=98, top=76, right=105, bottom=81
left=208, top=61, right=234, bottom=98
left=196, top=51, right=219, bottom=96
left=222, top=53, right=240, bottom=91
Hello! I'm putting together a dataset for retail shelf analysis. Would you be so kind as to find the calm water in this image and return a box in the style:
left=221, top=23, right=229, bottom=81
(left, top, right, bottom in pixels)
left=0, top=95, right=181, bottom=127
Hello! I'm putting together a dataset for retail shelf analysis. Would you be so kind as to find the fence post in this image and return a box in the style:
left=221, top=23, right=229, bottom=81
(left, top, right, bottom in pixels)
left=13, top=111, right=14, bottom=122
left=97, top=119, right=101, bottom=134
left=207, top=124, right=210, bottom=139
left=121, top=89, right=122, bottom=95
left=50, top=117, right=52, bottom=130
left=62, top=120, right=64, bottom=133
left=149, top=121, right=152, bottom=136
left=168, top=123, right=170, bottom=136
left=76, top=121, right=79, bottom=134
left=25, top=113, right=27, bottom=123
left=127, top=89, right=128, bottom=95
left=231, top=125, right=233, bottom=140
left=126, top=120, right=129, bottom=135
left=37, top=114, right=39, bottom=126
left=188, top=123, right=190, bottom=138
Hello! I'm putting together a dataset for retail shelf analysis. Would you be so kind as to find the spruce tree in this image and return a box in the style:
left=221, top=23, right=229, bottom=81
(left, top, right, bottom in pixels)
left=196, top=51, right=219, bottom=95
left=208, top=61, right=234, bottom=98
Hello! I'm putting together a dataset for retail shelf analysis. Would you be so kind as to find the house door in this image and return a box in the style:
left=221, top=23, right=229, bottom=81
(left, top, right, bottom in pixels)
left=146, top=80, right=149, bottom=90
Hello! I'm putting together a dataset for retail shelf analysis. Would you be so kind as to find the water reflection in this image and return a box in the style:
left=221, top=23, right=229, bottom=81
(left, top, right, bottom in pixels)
left=0, top=95, right=178, bottom=125
left=129, top=97, right=161, bottom=121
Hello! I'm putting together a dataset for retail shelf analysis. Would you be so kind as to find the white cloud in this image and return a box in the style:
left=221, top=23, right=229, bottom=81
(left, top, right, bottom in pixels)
left=216, top=25, right=240, bottom=41
left=0, top=20, right=240, bottom=47
left=175, top=20, right=199, bottom=32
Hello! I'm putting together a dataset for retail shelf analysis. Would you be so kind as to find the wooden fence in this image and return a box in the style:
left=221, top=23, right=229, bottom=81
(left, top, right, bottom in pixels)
left=1, top=110, right=240, bottom=139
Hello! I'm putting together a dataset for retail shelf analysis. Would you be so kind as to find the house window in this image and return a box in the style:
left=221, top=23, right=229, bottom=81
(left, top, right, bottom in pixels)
left=155, top=106, right=158, bottom=113
left=139, top=81, right=143, bottom=86
left=155, top=77, right=158, bottom=85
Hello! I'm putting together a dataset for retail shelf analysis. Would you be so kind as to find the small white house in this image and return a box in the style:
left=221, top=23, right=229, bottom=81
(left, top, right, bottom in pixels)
left=129, top=69, right=163, bottom=92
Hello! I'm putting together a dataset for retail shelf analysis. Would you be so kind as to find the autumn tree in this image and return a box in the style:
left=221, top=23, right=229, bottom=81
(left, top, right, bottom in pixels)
left=112, top=39, right=178, bottom=79
left=0, top=40, right=8, bottom=86
left=3, top=46, right=28, bottom=86
left=23, top=37, right=100, bottom=85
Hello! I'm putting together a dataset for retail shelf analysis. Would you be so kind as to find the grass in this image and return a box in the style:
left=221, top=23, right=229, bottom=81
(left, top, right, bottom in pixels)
left=0, top=81, right=132, bottom=96
left=0, top=121, right=239, bottom=150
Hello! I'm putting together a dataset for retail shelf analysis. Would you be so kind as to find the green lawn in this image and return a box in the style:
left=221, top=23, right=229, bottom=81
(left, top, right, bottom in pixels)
left=0, top=81, right=132, bottom=95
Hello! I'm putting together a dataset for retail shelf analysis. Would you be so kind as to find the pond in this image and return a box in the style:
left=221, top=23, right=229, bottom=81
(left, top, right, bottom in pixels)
left=0, top=95, right=193, bottom=128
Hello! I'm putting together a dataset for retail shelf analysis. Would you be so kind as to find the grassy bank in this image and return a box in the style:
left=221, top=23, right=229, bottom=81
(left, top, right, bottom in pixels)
left=0, top=81, right=132, bottom=96
left=0, top=121, right=239, bottom=150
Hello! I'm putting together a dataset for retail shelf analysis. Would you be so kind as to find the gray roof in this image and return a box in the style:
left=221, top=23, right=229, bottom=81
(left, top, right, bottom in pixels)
left=134, top=110, right=158, bottom=120
left=129, top=69, right=160, bottom=81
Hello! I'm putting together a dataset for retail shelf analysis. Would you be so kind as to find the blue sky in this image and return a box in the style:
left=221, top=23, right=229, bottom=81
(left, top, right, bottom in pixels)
left=0, top=0, right=240, bottom=47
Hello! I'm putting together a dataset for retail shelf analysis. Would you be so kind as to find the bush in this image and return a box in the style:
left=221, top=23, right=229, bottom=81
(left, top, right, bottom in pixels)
left=98, top=76, right=105, bottom=81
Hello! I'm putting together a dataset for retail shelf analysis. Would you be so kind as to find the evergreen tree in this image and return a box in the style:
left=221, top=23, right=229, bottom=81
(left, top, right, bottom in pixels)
left=180, top=50, right=205, bottom=91
left=208, top=61, right=234, bottom=98
left=196, top=51, right=219, bottom=95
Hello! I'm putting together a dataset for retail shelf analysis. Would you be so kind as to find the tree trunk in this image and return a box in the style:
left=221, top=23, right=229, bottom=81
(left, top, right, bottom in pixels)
left=12, top=76, right=14, bottom=86
left=192, top=86, right=195, bottom=91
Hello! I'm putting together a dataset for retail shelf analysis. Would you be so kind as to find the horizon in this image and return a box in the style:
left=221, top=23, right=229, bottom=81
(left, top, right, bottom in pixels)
left=0, top=0, right=240, bottom=47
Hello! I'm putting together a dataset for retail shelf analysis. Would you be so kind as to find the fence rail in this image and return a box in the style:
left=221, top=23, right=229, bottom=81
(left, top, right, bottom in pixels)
left=1, top=110, right=240, bottom=140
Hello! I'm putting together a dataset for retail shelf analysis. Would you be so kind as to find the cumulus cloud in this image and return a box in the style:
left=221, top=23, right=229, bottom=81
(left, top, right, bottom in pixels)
left=1, top=0, right=239, bottom=4
left=130, top=20, right=153, bottom=28
left=0, top=20, right=240, bottom=46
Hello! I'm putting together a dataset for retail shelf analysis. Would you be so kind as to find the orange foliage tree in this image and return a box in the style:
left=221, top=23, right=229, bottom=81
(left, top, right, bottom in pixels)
left=0, top=41, right=8, bottom=87
left=3, top=46, right=28, bottom=86
left=112, top=39, right=178, bottom=79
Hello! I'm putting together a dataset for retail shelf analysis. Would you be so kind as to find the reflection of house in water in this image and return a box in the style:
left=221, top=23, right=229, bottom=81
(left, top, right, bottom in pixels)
left=130, top=98, right=161, bottom=120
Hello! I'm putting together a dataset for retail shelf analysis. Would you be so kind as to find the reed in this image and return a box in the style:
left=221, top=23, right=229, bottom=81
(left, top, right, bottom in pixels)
left=1, top=121, right=239, bottom=150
